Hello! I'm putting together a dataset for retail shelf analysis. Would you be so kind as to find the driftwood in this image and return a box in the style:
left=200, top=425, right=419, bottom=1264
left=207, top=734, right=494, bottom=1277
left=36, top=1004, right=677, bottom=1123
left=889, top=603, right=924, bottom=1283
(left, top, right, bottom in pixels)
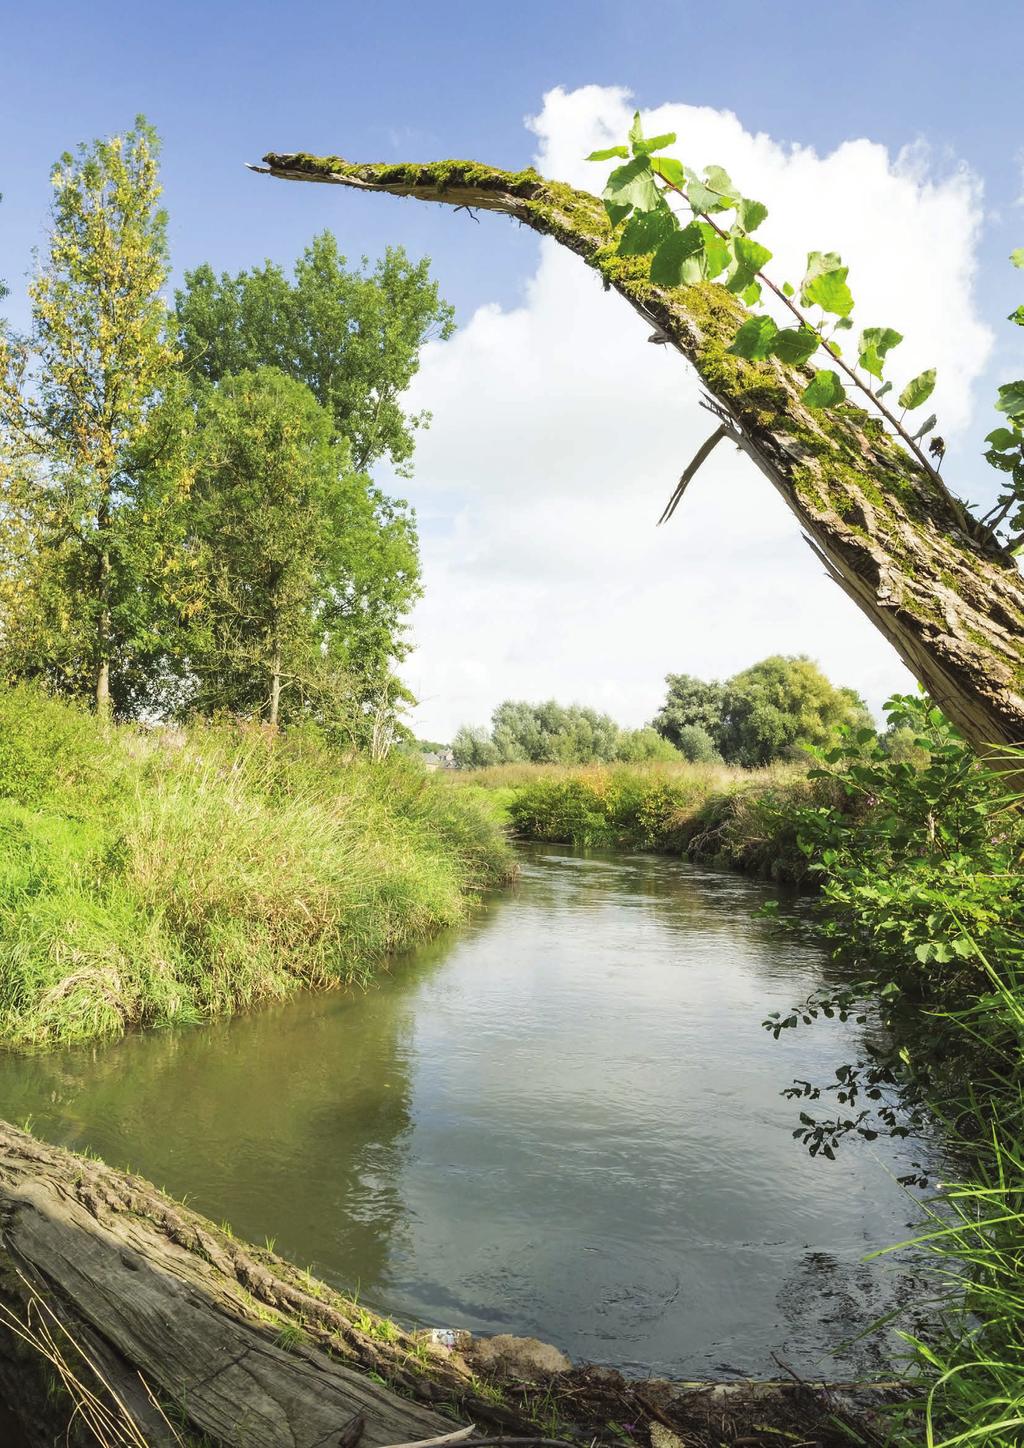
left=251, top=152, right=1024, bottom=760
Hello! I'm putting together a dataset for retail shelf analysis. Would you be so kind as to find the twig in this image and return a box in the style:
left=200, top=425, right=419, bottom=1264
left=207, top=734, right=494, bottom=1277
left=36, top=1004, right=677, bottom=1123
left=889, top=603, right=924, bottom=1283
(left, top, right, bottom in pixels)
left=658, top=424, right=730, bottom=524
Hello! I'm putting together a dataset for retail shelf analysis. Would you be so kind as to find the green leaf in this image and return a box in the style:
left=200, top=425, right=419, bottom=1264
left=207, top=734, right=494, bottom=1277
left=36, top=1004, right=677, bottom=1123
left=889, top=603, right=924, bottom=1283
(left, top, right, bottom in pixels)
left=618, top=206, right=677, bottom=257
left=996, top=381, right=1024, bottom=420
left=803, top=266, right=854, bottom=318
left=802, top=370, right=846, bottom=409
left=586, top=145, right=629, bottom=162
left=603, top=155, right=659, bottom=213
left=800, top=252, right=854, bottom=318
left=628, top=111, right=645, bottom=154
left=737, top=198, right=768, bottom=233
left=857, top=325, right=903, bottom=380
left=689, top=165, right=740, bottom=214
left=634, top=131, right=677, bottom=156
left=782, top=281, right=795, bottom=298
left=603, top=199, right=632, bottom=226
left=985, top=427, right=1019, bottom=451
left=910, top=412, right=937, bottom=440
left=649, top=222, right=705, bottom=286
left=734, top=235, right=771, bottom=272
left=650, top=155, right=687, bottom=189
left=1009, top=304, right=1024, bottom=328
left=701, top=231, right=732, bottom=281
left=771, top=327, right=820, bottom=366
left=876, top=381, right=893, bottom=399
left=1011, top=248, right=1024, bottom=268
left=728, top=315, right=779, bottom=359
left=740, top=281, right=762, bottom=306
left=898, top=369, right=937, bottom=410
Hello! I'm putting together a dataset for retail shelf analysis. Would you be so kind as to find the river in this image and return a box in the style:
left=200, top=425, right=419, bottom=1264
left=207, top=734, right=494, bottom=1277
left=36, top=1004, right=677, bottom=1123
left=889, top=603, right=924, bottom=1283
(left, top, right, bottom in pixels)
left=0, top=847, right=936, bottom=1379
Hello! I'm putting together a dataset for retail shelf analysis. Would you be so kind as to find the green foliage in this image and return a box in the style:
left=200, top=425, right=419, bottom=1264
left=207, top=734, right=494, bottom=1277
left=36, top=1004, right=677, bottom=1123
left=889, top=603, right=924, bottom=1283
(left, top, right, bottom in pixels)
left=587, top=112, right=944, bottom=449
left=451, top=699, right=684, bottom=768
left=652, top=657, right=871, bottom=766
left=0, top=117, right=177, bottom=714
left=0, top=687, right=513, bottom=1046
left=759, top=694, right=1024, bottom=1440
left=174, top=233, right=454, bottom=475
left=168, top=368, right=420, bottom=742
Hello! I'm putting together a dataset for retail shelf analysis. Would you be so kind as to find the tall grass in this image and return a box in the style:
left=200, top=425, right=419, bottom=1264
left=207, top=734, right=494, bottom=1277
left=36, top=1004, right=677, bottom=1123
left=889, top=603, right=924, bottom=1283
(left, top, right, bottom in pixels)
left=0, top=687, right=514, bottom=1046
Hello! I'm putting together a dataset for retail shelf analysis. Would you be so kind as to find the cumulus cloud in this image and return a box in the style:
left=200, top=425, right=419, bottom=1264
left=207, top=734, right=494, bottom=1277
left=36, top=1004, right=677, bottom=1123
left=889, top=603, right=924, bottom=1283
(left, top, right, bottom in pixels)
left=393, top=85, right=992, bottom=741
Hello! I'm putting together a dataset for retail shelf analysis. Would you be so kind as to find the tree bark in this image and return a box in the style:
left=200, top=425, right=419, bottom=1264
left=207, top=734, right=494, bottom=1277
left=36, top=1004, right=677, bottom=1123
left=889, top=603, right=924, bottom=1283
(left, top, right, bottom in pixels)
left=0, top=1121, right=470, bottom=1447
left=251, top=153, right=1024, bottom=759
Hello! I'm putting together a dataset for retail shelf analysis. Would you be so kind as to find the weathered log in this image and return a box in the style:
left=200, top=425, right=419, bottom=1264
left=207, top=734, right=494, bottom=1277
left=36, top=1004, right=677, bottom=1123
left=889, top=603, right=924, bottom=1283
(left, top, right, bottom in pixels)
left=0, top=1121, right=473, bottom=1447
left=251, top=153, right=1024, bottom=759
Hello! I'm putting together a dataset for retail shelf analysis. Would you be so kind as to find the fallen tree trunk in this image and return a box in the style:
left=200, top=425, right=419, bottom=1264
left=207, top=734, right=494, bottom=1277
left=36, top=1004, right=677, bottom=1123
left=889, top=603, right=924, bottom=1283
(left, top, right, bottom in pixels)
left=251, top=152, right=1024, bottom=758
left=0, top=1121, right=472, bottom=1447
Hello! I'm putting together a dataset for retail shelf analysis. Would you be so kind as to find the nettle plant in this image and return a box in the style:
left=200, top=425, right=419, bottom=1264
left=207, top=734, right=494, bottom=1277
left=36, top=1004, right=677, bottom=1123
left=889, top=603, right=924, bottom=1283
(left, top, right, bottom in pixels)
left=590, top=115, right=1024, bottom=544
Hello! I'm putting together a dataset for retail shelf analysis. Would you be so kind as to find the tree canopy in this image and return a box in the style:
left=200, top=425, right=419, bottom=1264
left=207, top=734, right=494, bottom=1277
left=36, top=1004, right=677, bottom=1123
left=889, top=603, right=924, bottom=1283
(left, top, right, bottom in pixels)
left=653, top=656, right=872, bottom=766
left=174, top=235, right=454, bottom=474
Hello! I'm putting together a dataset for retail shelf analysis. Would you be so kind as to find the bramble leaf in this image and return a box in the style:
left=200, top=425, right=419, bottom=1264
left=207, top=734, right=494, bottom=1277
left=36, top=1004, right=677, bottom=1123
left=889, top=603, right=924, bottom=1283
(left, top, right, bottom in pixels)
left=618, top=206, right=677, bottom=256
left=586, top=146, right=629, bottom=162
left=649, top=222, right=705, bottom=285
left=689, top=165, right=740, bottom=213
left=802, top=370, right=846, bottom=409
left=800, top=252, right=854, bottom=318
left=729, top=315, right=779, bottom=359
left=858, top=326, right=903, bottom=380
left=996, top=381, right=1024, bottom=420
left=603, top=155, right=659, bottom=213
left=738, top=198, right=768, bottom=233
left=771, top=327, right=820, bottom=365
left=635, top=131, right=677, bottom=156
left=899, top=369, right=937, bottom=411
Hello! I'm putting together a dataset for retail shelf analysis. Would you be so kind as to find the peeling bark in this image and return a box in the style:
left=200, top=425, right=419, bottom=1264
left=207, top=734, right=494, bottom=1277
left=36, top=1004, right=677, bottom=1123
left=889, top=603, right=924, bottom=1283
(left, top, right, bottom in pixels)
left=252, top=153, right=1024, bottom=758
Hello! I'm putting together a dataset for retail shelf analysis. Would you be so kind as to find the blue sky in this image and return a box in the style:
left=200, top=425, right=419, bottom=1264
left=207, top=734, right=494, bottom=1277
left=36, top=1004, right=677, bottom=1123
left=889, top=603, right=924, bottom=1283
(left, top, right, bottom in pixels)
left=3, top=2, right=1023, bottom=735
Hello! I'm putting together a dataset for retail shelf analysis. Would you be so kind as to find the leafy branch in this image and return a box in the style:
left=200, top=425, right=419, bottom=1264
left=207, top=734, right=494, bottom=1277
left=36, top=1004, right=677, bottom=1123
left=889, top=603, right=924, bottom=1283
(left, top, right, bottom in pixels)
left=590, top=115, right=1024, bottom=545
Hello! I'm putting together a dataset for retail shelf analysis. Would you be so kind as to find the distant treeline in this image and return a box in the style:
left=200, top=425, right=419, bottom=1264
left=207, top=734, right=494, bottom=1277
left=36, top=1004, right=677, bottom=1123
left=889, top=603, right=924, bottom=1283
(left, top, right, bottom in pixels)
left=452, top=655, right=873, bottom=769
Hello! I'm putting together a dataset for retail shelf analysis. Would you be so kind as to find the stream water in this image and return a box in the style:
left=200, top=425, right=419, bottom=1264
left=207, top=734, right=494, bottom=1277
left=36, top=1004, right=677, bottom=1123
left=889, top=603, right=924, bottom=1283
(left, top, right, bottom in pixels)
left=0, top=848, right=937, bottom=1379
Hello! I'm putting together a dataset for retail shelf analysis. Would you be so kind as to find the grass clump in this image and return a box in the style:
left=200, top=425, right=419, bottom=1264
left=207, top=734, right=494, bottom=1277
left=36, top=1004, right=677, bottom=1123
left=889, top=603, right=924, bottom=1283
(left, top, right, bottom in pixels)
left=0, top=686, right=514, bottom=1047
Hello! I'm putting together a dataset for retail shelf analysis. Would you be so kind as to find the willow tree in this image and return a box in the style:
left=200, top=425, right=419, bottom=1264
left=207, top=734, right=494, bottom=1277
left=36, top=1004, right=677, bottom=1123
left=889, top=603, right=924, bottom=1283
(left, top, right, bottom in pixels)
left=0, top=118, right=176, bottom=716
left=252, top=133, right=1024, bottom=759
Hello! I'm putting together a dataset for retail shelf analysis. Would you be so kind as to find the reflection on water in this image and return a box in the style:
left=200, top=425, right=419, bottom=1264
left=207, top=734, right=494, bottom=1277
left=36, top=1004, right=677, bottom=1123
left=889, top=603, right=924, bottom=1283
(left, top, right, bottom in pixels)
left=0, top=848, right=935, bottom=1377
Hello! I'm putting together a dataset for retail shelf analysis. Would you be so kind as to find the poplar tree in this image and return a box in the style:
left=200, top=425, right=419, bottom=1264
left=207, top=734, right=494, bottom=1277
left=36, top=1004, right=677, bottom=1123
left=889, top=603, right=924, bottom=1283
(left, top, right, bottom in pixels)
left=0, top=118, right=176, bottom=715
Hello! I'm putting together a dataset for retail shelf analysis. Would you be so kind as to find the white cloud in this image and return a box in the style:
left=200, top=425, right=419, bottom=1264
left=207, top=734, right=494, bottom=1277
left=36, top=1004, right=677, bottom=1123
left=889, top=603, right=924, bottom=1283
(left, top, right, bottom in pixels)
left=394, top=85, right=992, bottom=741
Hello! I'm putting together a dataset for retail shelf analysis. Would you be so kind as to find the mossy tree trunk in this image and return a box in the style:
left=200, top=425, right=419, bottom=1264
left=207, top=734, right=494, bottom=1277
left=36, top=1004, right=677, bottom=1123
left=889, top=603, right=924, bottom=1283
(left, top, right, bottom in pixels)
left=252, top=153, right=1024, bottom=758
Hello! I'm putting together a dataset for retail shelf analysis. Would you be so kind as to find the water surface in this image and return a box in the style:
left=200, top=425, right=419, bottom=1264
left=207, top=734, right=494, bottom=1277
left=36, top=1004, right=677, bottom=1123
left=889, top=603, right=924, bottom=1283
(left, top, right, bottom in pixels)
left=0, top=848, right=935, bottom=1377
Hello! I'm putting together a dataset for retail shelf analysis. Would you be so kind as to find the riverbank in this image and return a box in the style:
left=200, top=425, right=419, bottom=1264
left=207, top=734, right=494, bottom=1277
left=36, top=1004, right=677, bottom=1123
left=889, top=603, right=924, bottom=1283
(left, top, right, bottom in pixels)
left=452, top=759, right=817, bottom=882
left=0, top=687, right=515, bottom=1048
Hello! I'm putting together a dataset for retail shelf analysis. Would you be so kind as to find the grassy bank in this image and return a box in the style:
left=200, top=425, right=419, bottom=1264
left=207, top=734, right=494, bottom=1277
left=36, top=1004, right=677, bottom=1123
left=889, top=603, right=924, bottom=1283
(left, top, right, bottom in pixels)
left=0, top=687, right=514, bottom=1047
left=454, top=758, right=817, bottom=882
